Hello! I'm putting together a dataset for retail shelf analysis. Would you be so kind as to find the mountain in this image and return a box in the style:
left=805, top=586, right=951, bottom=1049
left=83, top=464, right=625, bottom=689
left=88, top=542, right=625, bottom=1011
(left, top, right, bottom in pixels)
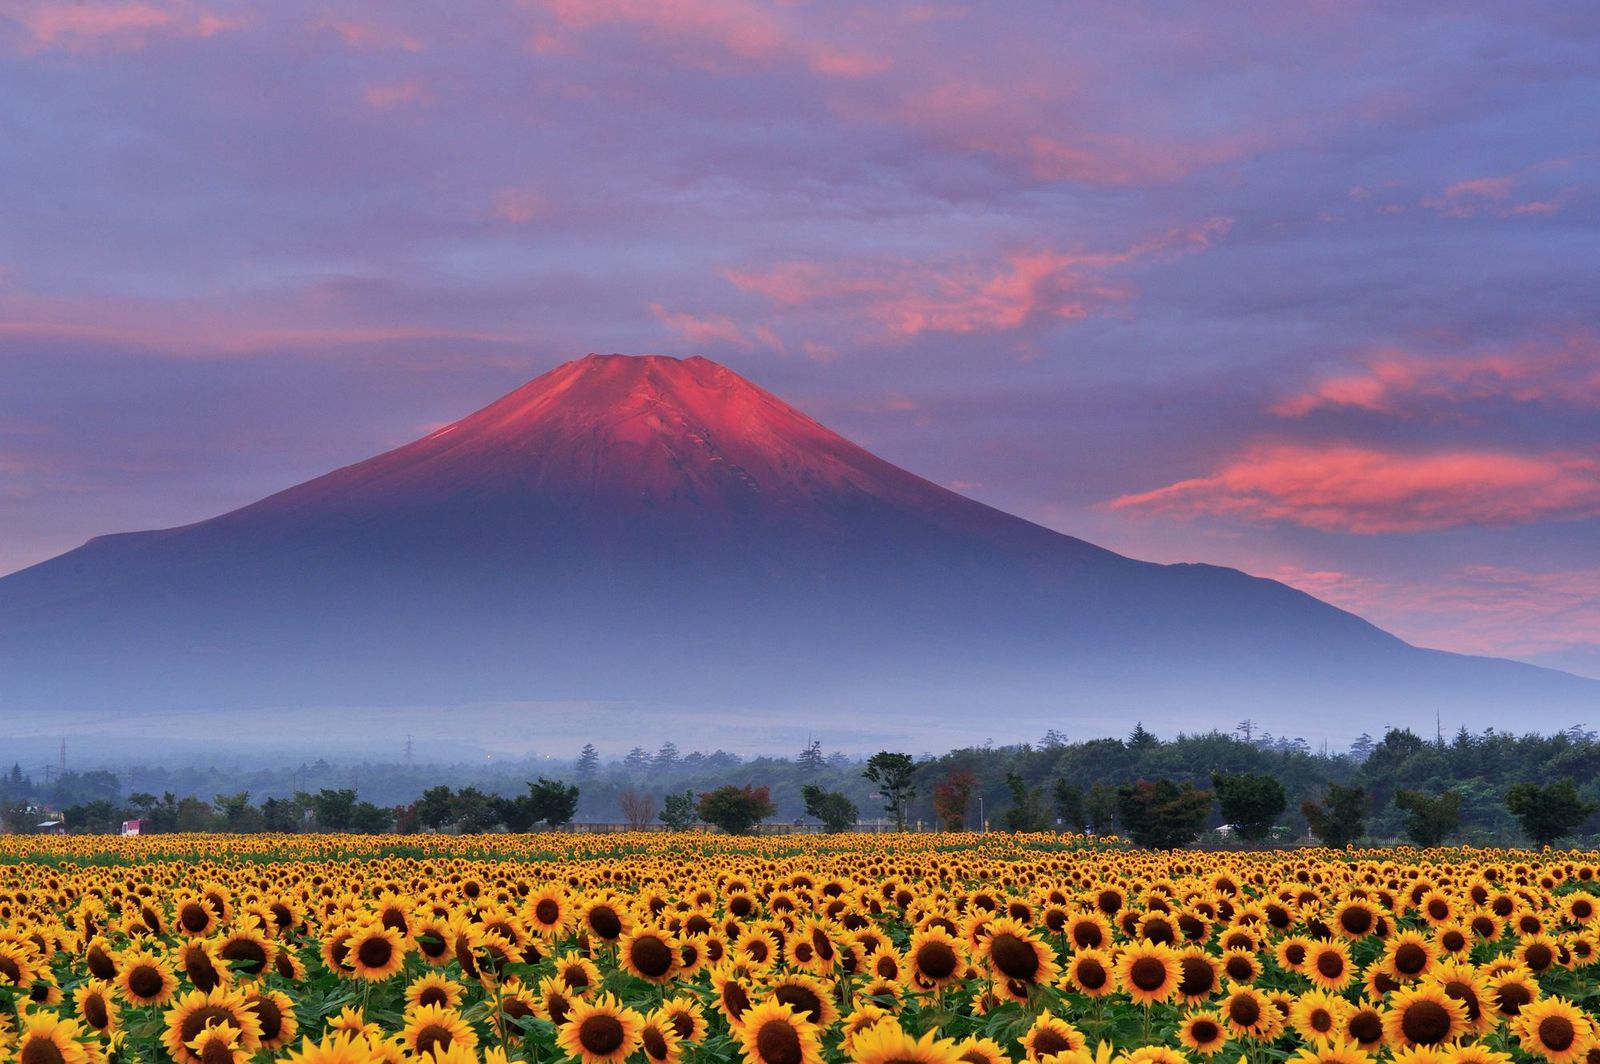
left=0, top=354, right=1592, bottom=754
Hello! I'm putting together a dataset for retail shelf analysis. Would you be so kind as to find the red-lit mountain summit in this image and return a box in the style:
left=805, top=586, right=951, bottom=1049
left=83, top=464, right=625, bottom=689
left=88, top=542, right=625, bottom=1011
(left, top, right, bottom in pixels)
left=1, top=354, right=1592, bottom=746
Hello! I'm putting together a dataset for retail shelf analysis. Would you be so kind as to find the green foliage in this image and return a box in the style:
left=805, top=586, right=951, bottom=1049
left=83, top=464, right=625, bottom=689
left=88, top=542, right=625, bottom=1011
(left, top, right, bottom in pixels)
left=1086, top=783, right=1118, bottom=835
left=525, top=777, right=580, bottom=827
left=1395, top=788, right=1462, bottom=847
left=1001, top=772, right=1048, bottom=832
left=658, top=790, right=698, bottom=831
left=800, top=784, right=858, bottom=832
left=1052, top=779, right=1085, bottom=833
left=1212, top=771, right=1286, bottom=841
left=1505, top=779, right=1598, bottom=847
left=1115, top=778, right=1212, bottom=849
left=864, top=751, right=918, bottom=831
left=1301, top=783, right=1368, bottom=847
left=696, top=784, right=775, bottom=835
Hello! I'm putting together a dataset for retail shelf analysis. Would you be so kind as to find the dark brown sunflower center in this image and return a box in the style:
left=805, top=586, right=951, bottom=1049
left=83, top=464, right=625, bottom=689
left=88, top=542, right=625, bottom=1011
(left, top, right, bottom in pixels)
left=547, top=995, right=571, bottom=1027
left=1129, top=956, right=1168, bottom=992
left=1191, top=1020, right=1220, bottom=1043
left=1350, top=1012, right=1382, bottom=1044
left=419, top=987, right=448, bottom=1008
left=1540, top=1017, right=1576, bottom=1053
left=415, top=1024, right=453, bottom=1054
left=127, top=965, right=164, bottom=999
left=1394, top=944, right=1427, bottom=975
left=1283, top=943, right=1306, bottom=966
left=535, top=900, right=561, bottom=925
left=84, top=992, right=110, bottom=1029
left=199, top=1034, right=236, bottom=1064
left=1310, top=1009, right=1334, bottom=1032
left=1339, top=908, right=1372, bottom=935
left=915, top=941, right=959, bottom=980
left=21, top=1037, right=68, bottom=1064
left=87, top=948, right=116, bottom=981
left=1224, top=955, right=1253, bottom=981
left=1033, top=1029, right=1073, bottom=1056
left=642, top=1027, right=669, bottom=1061
left=1443, top=983, right=1480, bottom=1022
left=1524, top=944, right=1554, bottom=972
left=181, top=1008, right=237, bottom=1044
left=628, top=937, right=674, bottom=979
left=1229, top=995, right=1260, bottom=1027
left=588, top=908, right=623, bottom=940
left=503, top=999, right=533, bottom=1021
left=722, top=981, right=750, bottom=1020
left=356, top=938, right=393, bottom=970
left=1076, top=957, right=1107, bottom=989
left=1072, top=923, right=1104, bottom=949
left=181, top=904, right=211, bottom=933
left=1179, top=956, right=1215, bottom=997
left=668, top=1012, right=694, bottom=1040
left=773, top=986, right=823, bottom=1024
left=1400, top=1001, right=1451, bottom=1044
left=1427, top=901, right=1449, bottom=920
left=988, top=934, right=1040, bottom=980
left=252, top=996, right=283, bottom=1042
left=1497, top=983, right=1531, bottom=1013
left=753, top=1019, right=802, bottom=1064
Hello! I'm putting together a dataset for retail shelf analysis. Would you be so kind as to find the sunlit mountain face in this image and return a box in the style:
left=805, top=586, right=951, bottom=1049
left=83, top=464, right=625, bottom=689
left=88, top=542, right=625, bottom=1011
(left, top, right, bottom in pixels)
left=1, top=354, right=1593, bottom=754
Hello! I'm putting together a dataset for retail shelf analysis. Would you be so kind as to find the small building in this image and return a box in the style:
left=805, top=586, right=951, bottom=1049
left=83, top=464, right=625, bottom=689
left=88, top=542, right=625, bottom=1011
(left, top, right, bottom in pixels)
left=121, top=818, right=146, bottom=836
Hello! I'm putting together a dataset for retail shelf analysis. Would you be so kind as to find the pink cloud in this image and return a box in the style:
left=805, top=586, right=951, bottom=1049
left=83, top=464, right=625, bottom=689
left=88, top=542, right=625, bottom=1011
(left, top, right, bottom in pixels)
left=535, top=0, right=887, bottom=78
left=7, top=1, right=242, bottom=53
left=1420, top=165, right=1571, bottom=218
left=1107, top=443, right=1600, bottom=533
left=309, top=17, right=424, bottom=52
left=362, top=81, right=429, bottom=111
left=490, top=187, right=548, bottom=224
left=722, top=219, right=1228, bottom=340
left=1273, top=334, right=1600, bottom=419
left=1272, top=563, right=1600, bottom=663
left=649, top=304, right=781, bottom=352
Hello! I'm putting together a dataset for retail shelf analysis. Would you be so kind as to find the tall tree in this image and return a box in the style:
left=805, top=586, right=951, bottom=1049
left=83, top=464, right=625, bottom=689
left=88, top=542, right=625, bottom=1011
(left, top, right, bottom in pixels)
left=1505, top=779, right=1597, bottom=847
left=1001, top=772, right=1048, bottom=832
left=800, top=785, right=858, bottom=833
left=1115, top=779, right=1212, bottom=849
left=575, top=744, right=600, bottom=782
left=619, top=789, right=658, bottom=829
left=696, top=785, right=775, bottom=836
left=797, top=740, right=826, bottom=775
left=527, top=777, right=580, bottom=827
left=1212, top=772, right=1287, bottom=842
left=1086, top=783, right=1119, bottom=835
left=863, top=752, right=917, bottom=831
left=931, top=769, right=974, bottom=830
left=1395, top=789, right=1462, bottom=848
left=659, top=790, right=698, bottom=831
left=1052, top=779, right=1086, bottom=833
left=1301, top=784, right=1367, bottom=847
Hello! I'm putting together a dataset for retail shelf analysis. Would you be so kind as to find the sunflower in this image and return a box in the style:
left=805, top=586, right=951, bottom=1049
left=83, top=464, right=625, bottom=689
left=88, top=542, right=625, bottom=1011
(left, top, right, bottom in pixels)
left=1427, top=962, right=1492, bottom=1036
left=1333, top=899, right=1382, bottom=939
left=185, top=1021, right=249, bottom=1064
left=982, top=917, right=1059, bottom=1000
left=1446, top=1048, right=1515, bottom=1064
left=1020, top=1013, right=1085, bottom=1061
left=1122, top=1048, right=1190, bottom=1064
left=1390, top=1049, right=1451, bottom=1064
left=175, top=940, right=227, bottom=994
left=841, top=1005, right=894, bottom=1054
left=161, top=986, right=264, bottom=1064
left=14, top=1012, right=99, bottom=1064
left=411, top=918, right=454, bottom=967
left=711, top=964, right=757, bottom=1031
left=493, top=979, right=542, bottom=1043
left=280, top=1032, right=374, bottom=1064
left=656, top=996, right=706, bottom=1045
left=401, top=1004, right=478, bottom=1059
left=1343, top=1005, right=1386, bottom=1052
left=346, top=924, right=406, bottom=982
left=907, top=928, right=965, bottom=991
left=1276, top=936, right=1312, bottom=974
left=1062, top=948, right=1116, bottom=997
left=1064, top=913, right=1112, bottom=952
left=1162, top=947, right=1212, bottom=1005
left=1486, top=967, right=1540, bottom=1020
left=1514, top=997, right=1594, bottom=1064
left=406, top=973, right=465, bottom=1012
left=526, top=887, right=570, bottom=939
left=74, top=979, right=121, bottom=1037
left=1384, top=984, right=1468, bottom=1049
left=536, top=976, right=576, bottom=1028
left=638, top=1013, right=682, bottom=1064
left=245, top=988, right=299, bottom=1051
left=551, top=952, right=601, bottom=998
left=324, top=1005, right=380, bottom=1041
left=1305, top=940, right=1356, bottom=992
left=84, top=938, right=119, bottom=982
left=1384, top=931, right=1439, bottom=982
left=1293, top=990, right=1353, bottom=1044
left=579, top=898, right=632, bottom=946
left=850, top=1020, right=964, bottom=1064
left=734, top=1001, right=823, bottom=1064
left=1419, top=891, right=1458, bottom=927
left=1516, top=934, right=1561, bottom=975
left=767, top=973, right=839, bottom=1027
left=1222, top=985, right=1282, bottom=1041
left=1288, top=1040, right=1373, bottom=1064
left=952, top=1036, right=1010, bottom=1064
left=1118, top=941, right=1182, bottom=1005
left=620, top=928, right=680, bottom=984
left=116, top=950, right=177, bottom=1007
left=1178, top=1012, right=1228, bottom=1057
left=174, top=895, right=220, bottom=938
left=737, top=929, right=782, bottom=972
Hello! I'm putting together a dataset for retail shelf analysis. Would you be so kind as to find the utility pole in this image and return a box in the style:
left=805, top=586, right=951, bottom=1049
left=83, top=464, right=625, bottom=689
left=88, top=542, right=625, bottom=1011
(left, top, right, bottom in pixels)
left=59, top=738, right=66, bottom=779
left=405, top=734, right=414, bottom=766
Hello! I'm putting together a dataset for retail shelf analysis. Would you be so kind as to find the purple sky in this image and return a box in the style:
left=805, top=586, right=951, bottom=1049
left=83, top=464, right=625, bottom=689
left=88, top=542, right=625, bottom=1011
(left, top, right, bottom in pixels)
left=2, top=2, right=1598, bottom=677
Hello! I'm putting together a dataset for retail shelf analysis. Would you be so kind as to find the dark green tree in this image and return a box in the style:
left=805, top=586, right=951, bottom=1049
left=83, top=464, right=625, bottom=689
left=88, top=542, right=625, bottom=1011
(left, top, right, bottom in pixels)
left=526, top=777, right=580, bottom=827
left=659, top=790, right=698, bottom=831
left=1505, top=779, right=1597, bottom=847
left=1001, top=772, right=1049, bottom=832
left=311, top=789, right=356, bottom=831
left=493, top=793, right=538, bottom=833
left=800, top=785, right=858, bottom=832
left=1115, top=778, right=1212, bottom=849
left=1086, top=783, right=1119, bottom=834
left=696, top=784, right=775, bottom=835
left=1395, top=789, right=1462, bottom=847
left=575, top=744, right=600, bottom=783
left=1301, top=784, right=1367, bottom=847
left=415, top=785, right=456, bottom=830
left=1212, top=772, right=1287, bottom=842
left=261, top=796, right=303, bottom=833
left=349, top=801, right=393, bottom=833
left=1052, top=779, right=1086, bottom=833
left=863, top=751, right=917, bottom=831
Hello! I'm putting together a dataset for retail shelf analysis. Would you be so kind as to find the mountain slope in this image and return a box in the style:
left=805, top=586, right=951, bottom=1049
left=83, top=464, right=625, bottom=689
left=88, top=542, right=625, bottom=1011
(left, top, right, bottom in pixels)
left=1, top=354, right=1592, bottom=750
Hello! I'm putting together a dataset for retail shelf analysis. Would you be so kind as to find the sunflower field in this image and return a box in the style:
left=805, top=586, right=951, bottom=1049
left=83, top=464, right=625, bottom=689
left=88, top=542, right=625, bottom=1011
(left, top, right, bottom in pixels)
left=1, top=833, right=1598, bottom=1064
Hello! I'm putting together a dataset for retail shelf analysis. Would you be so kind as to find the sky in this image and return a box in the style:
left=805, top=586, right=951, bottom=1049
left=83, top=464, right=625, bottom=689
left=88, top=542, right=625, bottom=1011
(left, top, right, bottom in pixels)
left=2, top=1, right=1597, bottom=678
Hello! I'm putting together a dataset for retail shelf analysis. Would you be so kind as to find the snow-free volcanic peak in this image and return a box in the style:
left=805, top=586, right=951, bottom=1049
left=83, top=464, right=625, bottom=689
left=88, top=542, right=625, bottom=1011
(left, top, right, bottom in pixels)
left=1, top=353, right=1594, bottom=749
